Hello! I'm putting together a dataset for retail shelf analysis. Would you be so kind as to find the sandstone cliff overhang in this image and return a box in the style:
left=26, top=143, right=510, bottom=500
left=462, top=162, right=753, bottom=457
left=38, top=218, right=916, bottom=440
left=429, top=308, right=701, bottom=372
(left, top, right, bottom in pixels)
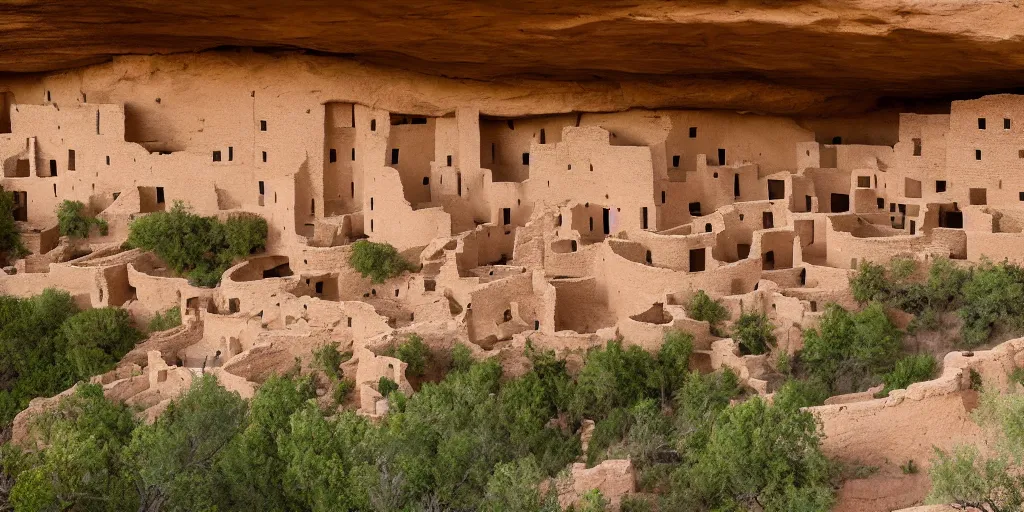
left=3, top=1, right=1024, bottom=115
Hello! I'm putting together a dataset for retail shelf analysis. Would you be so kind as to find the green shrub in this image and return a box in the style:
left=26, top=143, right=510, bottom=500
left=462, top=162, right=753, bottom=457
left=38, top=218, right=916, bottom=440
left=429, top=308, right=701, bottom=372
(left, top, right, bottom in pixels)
left=450, top=343, right=474, bottom=373
left=0, top=185, right=27, bottom=262
left=800, top=302, right=902, bottom=395
left=731, top=312, right=776, bottom=355
left=650, top=329, right=694, bottom=404
left=348, top=240, right=414, bottom=283
left=686, top=291, right=729, bottom=332
left=877, top=354, right=937, bottom=397
left=901, top=459, right=918, bottom=474
left=126, top=202, right=267, bottom=287
left=377, top=376, right=399, bottom=397
left=333, top=379, right=354, bottom=405
left=0, top=289, right=141, bottom=425
left=393, top=333, right=430, bottom=377
left=147, top=306, right=181, bottom=333
left=56, top=200, right=108, bottom=239
left=312, top=343, right=343, bottom=381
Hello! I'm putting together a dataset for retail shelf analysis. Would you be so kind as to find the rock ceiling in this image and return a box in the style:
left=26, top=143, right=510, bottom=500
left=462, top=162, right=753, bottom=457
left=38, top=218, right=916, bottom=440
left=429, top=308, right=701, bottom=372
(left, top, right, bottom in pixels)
left=2, top=0, right=1023, bottom=115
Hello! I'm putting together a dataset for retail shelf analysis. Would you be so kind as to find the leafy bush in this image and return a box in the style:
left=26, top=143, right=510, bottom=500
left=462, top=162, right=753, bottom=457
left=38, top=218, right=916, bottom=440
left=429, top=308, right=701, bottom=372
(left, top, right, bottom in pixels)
left=731, top=311, right=776, bottom=355
left=312, top=343, right=344, bottom=381
left=0, top=289, right=142, bottom=425
left=348, top=240, right=414, bottom=283
left=877, top=354, right=937, bottom=397
left=800, top=302, right=902, bottom=395
left=56, top=200, right=108, bottom=239
left=333, top=379, right=354, bottom=405
left=0, top=185, right=27, bottom=262
left=147, top=306, right=181, bottom=333
left=377, top=376, right=399, bottom=397
left=393, top=333, right=431, bottom=377
left=450, top=343, right=474, bottom=373
left=686, top=290, right=729, bottom=332
left=126, top=201, right=267, bottom=287
left=958, top=260, right=1024, bottom=347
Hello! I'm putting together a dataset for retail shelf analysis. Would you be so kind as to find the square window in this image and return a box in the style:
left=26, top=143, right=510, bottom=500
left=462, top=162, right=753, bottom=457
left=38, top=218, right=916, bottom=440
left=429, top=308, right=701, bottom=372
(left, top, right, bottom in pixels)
left=260, top=120, right=267, bottom=131
left=936, top=180, right=947, bottom=193
left=212, top=151, right=221, bottom=162
left=979, top=118, right=987, bottom=129
left=857, top=176, right=871, bottom=188
left=688, top=127, right=697, bottom=138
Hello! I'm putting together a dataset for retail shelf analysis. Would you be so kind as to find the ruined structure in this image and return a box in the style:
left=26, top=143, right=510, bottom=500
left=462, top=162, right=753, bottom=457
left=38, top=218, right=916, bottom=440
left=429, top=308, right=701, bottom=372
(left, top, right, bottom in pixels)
left=6, top=49, right=1024, bottom=510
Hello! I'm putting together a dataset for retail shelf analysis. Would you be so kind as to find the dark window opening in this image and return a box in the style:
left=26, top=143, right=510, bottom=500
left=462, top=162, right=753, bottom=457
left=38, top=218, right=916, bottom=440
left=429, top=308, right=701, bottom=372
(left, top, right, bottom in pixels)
left=351, top=182, right=354, bottom=198
left=763, top=250, right=775, bottom=270
left=705, top=223, right=712, bottom=232
left=391, top=148, right=399, bottom=164
left=942, top=211, right=964, bottom=229
left=262, top=151, right=267, bottom=163
left=661, top=191, right=666, bottom=204
left=936, top=180, right=947, bottom=192
left=688, top=127, right=697, bottom=138
left=557, top=214, right=563, bottom=226
left=645, top=250, right=652, bottom=264
left=640, top=207, right=647, bottom=230
left=976, top=149, right=982, bottom=160
left=672, top=155, right=680, bottom=167
left=830, top=193, right=850, bottom=213
left=534, top=320, right=540, bottom=330
left=106, top=156, right=110, bottom=165
left=310, top=199, right=315, bottom=216
left=762, top=211, right=774, bottom=229
left=370, top=119, right=376, bottom=131
left=522, top=153, right=530, bottom=165
left=49, top=159, right=57, bottom=176
left=688, top=202, right=701, bottom=217
left=503, top=208, right=511, bottom=225
left=768, top=179, right=785, bottom=200
left=329, top=149, right=337, bottom=163
left=570, top=240, right=578, bottom=252
left=1019, top=191, right=1024, bottom=201
left=315, top=282, right=324, bottom=294
left=260, top=120, right=267, bottom=131
left=213, top=151, right=221, bottom=162
left=228, top=147, right=233, bottom=161
left=689, top=248, right=706, bottom=272
left=539, top=129, right=546, bottom=144
left=156, top=187, right=165, bottom=204
left=832, top=136, right=842, bottom=144
left=877, top=198, right=885, bottom=209
left=805, top=195, right=812, bottom=212
left=258, top=181, right=265, bottom=195
left=1006, top=118, right=1012, bottom=130
left=370, top=197, right=374, bottom=211
left=589, top=217, right=594, bottom=232
left=717, top=148, right=726, bottom=165
left=913, top=138, right=922, bottom=156
left=422, top=176, right=429, bottom=185
left=733, top=173, right=740, bottom=197
left=351, top=148, right=356, bottom=161
left=857, top=176, right=871, bottom=188
left=457, top=172, right=462, bottom=196
left=411, top=117, right=427, bottom=125
left=447, top=155, right=452, bottom=166
left=910, top=220, right=917, bottom=235
left=799, top=268, right=807, bottom=286
left=53, top=184, right=56, bottom=197
left=229, top=299, right=240, bottom=313
left=68, top=149, right=75, bottom=171
left=979, top=117, right=986, bottom=129
left=890, top=203, right=896, bottom=212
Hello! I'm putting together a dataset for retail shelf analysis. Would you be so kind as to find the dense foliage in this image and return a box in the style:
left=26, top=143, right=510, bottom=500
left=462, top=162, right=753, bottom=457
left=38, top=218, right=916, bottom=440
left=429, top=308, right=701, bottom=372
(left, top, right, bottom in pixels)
left=799, top=302, right=903, bottom=395
left=55, top=200, right=108, bottom=239
left=849, top=256, right=1024, bottom=347
left=686, top=290, right=729, bottom=334
left=0, top=185, right=27, bottom=263
left=2, top=330, right=835, bottom=511
left=732, top=311, right=777, bottom=355
left=928, top=389, right=1024, bottom=511
left=147, top=306, right=181, bottom=333
left=0, top=289, right=142, bottom=425
left=126, top=201, right=268, bottom=287
left=348, top=240, right=415, bottom=284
